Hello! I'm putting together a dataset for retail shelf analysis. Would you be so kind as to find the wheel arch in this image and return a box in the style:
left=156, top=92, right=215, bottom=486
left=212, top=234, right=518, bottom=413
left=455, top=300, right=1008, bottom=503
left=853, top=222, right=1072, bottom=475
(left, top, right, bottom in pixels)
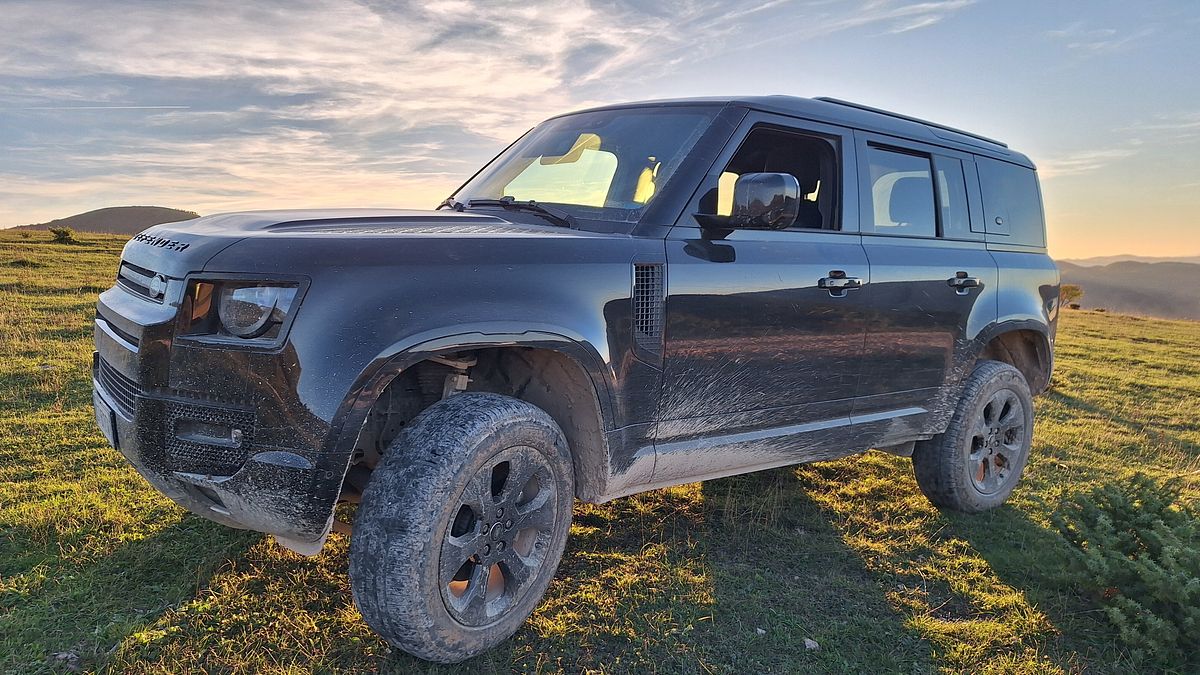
left=324, top=325, right=618, bottom=503
left=972, top=320, right=1054, bottom=394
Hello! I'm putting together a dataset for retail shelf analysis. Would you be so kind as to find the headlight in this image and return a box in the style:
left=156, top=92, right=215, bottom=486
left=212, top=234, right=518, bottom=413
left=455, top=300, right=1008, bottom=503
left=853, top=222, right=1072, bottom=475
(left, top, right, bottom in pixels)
left=178, top=280, right=301, bottom=345
left=218, top=285, right=297, bottom=338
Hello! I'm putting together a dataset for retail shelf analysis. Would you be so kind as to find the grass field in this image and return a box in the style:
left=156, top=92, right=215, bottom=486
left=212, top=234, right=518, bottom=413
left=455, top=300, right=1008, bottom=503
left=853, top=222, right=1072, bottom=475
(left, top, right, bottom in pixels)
left=2, top=230, right=1198, bottom=674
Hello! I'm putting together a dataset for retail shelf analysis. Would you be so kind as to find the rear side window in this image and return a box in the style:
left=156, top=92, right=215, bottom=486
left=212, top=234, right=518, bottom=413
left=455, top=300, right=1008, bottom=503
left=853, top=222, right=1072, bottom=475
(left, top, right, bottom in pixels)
left=976, top=158, right=1046, bottom=247
left=866, top=146, right=936, bottom=237
left=933, top=156, right=971, bottom=239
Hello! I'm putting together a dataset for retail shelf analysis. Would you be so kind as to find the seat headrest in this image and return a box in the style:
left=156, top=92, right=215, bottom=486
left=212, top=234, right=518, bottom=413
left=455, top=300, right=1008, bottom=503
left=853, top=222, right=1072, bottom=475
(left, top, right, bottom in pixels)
left=888, top=176, right=932, bottom=225
left=763, top=148, right=822, bottom=193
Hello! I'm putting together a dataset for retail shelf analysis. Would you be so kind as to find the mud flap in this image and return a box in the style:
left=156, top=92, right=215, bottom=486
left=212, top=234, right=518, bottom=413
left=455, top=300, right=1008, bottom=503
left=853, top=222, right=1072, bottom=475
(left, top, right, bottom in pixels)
left=273, top=514, right=334, bottom=556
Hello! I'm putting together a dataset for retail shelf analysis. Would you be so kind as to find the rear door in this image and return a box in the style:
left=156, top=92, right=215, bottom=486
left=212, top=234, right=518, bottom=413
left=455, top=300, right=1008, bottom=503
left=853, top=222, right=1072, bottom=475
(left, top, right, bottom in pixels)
left=852, top=132, right=998, bottom=441
left=652, top=113, right=872, bottom=484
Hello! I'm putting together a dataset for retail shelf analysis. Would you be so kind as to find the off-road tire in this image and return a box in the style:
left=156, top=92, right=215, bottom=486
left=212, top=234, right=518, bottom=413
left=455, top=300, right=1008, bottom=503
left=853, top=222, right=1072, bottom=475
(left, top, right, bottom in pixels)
left=912, top=360, right=1034, bottom=513
left=349, top=392, right=574, bottom=663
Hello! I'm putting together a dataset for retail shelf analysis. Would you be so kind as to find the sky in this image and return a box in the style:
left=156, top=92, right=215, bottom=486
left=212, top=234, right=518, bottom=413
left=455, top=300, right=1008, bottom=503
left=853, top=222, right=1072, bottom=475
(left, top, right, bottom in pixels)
left=1, top=0, right=1197, bottom=259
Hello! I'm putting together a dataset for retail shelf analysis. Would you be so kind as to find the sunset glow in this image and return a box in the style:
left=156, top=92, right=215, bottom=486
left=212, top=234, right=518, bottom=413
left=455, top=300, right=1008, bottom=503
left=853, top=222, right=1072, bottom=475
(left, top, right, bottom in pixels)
left=1, top=0, right=1197, bottom=259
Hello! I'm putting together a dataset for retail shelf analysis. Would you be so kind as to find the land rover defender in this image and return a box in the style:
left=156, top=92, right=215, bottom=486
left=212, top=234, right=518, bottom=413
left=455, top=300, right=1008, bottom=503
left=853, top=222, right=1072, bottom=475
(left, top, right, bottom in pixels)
left=93, top=96, right=1059, bottom=662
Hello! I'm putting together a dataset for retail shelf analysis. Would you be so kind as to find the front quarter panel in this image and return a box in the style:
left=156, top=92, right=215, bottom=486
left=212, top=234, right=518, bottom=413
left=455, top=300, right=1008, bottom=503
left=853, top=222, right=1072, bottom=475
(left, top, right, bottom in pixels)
left=201, top=228, right=662, bottom=466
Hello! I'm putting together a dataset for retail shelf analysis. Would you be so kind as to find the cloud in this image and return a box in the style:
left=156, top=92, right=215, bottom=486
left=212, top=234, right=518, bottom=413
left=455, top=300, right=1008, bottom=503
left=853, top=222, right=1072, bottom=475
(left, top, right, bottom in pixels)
left=1123, top=112, right=1200, bottom=142
left=1038, top=108, right=1200, bottom=182
left=1046, top=21, right=1154, bottom=54
left=1037, top=147, right=1139, bottom=179
left=874, top=0, right=976, bottom=34
left=0, top=0, right=979, bottom=225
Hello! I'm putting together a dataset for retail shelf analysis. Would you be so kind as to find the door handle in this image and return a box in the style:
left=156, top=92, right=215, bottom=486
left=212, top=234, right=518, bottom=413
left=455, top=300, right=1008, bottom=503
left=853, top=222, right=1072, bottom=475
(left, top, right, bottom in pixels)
left=948, top=271, right=981, bottom=295
left=819, top=271, right=864, bottom=297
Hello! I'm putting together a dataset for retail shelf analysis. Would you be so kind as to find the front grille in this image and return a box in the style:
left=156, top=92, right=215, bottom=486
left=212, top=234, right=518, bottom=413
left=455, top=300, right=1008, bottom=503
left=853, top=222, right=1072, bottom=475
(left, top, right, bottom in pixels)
left=117, top=261, right=165, bottom=302
left=633, top=263, right=664, bottom=352
left=163, top=400, right=255, bottom=476
left=96, top=357, right=142, bottom=417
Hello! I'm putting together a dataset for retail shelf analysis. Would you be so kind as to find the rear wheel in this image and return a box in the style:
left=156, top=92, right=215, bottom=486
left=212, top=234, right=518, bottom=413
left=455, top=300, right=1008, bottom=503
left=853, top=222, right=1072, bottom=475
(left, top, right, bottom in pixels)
left=349, top=393, right=574, bottom=663
left=912, top=360, right=1034, bottom=513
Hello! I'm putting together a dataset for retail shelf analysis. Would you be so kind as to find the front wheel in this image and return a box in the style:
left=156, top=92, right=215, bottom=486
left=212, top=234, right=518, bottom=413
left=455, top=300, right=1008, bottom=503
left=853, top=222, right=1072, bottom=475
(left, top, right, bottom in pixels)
left=912, top=360, right=1034, bottom=513
left=349, top=393, right=574, bottom=663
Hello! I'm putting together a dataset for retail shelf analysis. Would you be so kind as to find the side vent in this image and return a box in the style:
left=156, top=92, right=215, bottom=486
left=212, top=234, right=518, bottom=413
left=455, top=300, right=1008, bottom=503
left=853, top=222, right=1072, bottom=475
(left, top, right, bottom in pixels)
left=632, top=263, right=664, bottom=352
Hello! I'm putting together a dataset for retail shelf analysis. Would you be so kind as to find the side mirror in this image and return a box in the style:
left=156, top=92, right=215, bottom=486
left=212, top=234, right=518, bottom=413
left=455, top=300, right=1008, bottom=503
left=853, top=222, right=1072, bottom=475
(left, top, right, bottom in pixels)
left=730, top=172, right=799, bottom=229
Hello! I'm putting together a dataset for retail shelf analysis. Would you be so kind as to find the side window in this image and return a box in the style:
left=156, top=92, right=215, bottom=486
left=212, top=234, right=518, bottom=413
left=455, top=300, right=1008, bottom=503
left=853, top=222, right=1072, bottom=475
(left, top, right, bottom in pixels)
left=702, top=126, right=839, bottom=230
left=976, top=157, right=1046, bottom=247
left=866, top=146, right=936, bottom=237
left=933, top=156, right=971, bottom=239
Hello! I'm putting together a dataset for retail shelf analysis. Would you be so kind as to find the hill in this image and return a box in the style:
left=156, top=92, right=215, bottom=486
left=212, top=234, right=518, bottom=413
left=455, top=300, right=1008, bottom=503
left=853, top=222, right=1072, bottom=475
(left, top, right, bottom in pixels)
left=11, top=206, right=198, bottom=235
left=1058, top=260, right=1200, bottom=320
left=1061, top=253, right=1200, bottom=266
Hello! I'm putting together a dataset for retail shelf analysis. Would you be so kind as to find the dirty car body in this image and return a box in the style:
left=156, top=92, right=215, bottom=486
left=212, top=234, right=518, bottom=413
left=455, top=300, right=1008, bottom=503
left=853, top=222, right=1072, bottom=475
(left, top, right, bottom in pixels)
left=93, top=96, right=1059, bottom=554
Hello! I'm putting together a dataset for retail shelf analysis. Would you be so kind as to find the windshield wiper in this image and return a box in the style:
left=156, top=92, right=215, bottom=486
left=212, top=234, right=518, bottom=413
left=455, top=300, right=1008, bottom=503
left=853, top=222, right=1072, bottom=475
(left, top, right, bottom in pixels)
left=436, top=197, right=465, bottom=211
left=464, top=196, right=576, bottom=229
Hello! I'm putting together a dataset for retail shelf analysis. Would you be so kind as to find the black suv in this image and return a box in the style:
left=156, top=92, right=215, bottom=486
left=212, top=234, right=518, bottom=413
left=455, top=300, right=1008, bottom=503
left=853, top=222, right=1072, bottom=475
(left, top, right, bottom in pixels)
left=93, top=96, right=1059, bottom=662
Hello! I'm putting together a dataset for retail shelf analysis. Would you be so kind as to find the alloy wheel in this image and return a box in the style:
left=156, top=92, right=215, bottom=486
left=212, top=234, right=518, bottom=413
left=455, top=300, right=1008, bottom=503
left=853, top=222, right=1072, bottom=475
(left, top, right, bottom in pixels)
left=439, top=445, right=558, bottom=627
left=968, top=389, right=1028, bottom=495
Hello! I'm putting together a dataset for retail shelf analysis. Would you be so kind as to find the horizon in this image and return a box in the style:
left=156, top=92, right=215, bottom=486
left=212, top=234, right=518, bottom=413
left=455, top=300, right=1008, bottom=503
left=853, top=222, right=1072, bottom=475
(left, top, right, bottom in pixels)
left=6, top=204, right=1200, bottom=263
left=2, top=1, right=1198, bottom=258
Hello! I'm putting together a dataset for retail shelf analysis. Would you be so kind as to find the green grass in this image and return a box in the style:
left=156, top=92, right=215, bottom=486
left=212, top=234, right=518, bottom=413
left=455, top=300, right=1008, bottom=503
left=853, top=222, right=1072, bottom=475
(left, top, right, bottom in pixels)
left=1, top=229, right=1197, bottom=673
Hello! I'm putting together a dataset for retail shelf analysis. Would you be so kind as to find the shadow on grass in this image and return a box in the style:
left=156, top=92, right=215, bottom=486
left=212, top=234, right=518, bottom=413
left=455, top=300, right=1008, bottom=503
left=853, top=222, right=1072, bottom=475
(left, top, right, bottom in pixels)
left=0, top=515, right=258, bottom=673
left=943, top=502, right=1131, bottom=671
left=370, top=469, right=936, bottom=673
left=17, top=462, right=1111, bottom=674
left=779, top=455, right=1128, bottom=673
left=695, top=470, right=934, bottom=673
left=3, top=447, right=1119, bottom=672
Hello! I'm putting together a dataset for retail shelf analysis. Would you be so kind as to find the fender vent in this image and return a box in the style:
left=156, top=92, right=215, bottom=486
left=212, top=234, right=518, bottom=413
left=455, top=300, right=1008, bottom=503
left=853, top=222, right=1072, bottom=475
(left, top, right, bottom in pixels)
left=633, top=263, right=664, bottom=352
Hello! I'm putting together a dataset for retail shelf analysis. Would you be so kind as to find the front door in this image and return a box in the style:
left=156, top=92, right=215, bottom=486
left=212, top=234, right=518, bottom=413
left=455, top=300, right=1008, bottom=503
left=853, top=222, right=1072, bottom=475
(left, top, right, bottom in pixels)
left=653, top=115, right=872, bottom=484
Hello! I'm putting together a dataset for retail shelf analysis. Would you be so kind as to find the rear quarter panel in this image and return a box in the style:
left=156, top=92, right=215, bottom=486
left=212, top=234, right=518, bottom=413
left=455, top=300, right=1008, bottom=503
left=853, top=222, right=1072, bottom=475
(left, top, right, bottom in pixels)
left=989, top=248, right=1060, bottom=338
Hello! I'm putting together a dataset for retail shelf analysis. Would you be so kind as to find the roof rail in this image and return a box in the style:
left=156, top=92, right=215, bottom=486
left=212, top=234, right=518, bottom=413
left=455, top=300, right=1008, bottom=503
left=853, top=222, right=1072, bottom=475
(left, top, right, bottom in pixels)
left=814, top=97, right=1008, bottom=148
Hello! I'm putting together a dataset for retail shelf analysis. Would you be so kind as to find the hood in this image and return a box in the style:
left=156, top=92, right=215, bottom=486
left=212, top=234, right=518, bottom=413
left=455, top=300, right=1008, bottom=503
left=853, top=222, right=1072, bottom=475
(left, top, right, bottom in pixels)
left=120, top=208, right=562, bottom=278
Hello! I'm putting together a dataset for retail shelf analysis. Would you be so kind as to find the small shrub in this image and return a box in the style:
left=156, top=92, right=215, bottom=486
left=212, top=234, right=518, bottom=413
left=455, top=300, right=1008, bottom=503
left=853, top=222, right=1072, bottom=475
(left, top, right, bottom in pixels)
left=1053, top=474, right=1200, bottom=666
left=1060, top=283, right=1085, bottom=306
left=48, top=226, right=79, bottom=244
left=19, top=230, right=32, bottom=239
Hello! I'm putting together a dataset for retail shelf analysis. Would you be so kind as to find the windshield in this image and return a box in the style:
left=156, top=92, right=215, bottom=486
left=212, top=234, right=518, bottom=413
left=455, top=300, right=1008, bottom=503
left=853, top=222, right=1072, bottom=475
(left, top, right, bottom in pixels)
left=452, top=107, right=717, bottom=224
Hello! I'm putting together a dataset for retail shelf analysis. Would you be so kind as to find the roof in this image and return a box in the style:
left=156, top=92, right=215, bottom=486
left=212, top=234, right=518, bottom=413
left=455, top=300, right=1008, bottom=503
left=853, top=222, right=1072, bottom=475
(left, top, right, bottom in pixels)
left=564, top=95, right=1035, bottom=169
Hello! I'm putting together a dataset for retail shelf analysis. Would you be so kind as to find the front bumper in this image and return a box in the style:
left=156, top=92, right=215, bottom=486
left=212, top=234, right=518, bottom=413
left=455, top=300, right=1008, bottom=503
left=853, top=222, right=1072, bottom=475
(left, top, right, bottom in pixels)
left=93, top=279, right=343, bottom=545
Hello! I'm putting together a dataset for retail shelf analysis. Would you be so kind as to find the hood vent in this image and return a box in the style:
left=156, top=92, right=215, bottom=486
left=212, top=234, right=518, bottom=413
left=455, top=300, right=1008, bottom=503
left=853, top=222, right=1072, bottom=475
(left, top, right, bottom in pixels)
left=633, top=263, right=664, bottom=353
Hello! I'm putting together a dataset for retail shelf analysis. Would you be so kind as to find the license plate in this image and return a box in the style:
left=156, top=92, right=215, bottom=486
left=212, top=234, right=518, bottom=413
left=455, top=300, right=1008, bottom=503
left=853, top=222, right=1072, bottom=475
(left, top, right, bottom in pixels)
left=93, top=390, right=118, bottom=449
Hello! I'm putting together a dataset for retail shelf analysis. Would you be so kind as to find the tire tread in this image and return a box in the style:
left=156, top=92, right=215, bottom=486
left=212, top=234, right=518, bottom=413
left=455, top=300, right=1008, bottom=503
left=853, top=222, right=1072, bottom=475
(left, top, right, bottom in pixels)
left=912, top=360, right=1033, bottom=513
left=349, top=392, right=573, bottom=663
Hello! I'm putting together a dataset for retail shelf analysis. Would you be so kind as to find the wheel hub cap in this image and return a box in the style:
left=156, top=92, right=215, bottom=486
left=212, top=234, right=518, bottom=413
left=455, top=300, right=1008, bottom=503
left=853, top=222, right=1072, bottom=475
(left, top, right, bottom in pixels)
left=968, top=389, right=1027, bottom=495
left=438, top=445, right=558, bottom=627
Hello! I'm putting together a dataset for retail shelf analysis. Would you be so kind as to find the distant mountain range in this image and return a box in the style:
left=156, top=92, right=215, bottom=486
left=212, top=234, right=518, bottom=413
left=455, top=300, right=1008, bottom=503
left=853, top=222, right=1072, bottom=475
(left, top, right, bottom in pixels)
left=1060, top=254, right=1200, bottom=266
left=1058, top=260, right=1200, bottom=320
left=10, top=206, right=199, bottom=235
left=5, top=206, right=1197, bottom=321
